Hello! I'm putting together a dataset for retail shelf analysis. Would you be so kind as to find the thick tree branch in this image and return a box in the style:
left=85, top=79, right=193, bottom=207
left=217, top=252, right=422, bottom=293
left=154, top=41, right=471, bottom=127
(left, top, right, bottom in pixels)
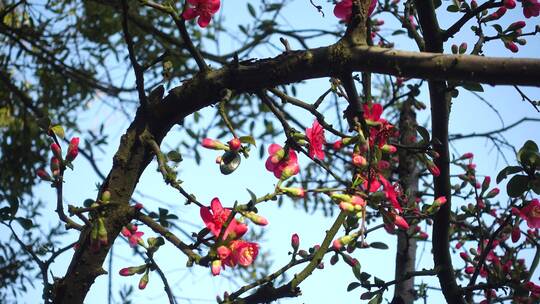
left=415, top=1, right=465, bottom=303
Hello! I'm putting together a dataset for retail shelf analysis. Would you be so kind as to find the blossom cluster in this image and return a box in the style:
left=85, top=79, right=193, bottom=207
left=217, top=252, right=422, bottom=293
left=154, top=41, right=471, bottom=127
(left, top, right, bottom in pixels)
left=201, top=198, right=263, bottom=275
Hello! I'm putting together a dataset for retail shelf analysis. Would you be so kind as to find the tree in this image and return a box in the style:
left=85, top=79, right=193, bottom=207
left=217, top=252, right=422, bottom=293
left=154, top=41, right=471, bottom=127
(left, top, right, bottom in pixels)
left=1, top=0, right=539, bottom=303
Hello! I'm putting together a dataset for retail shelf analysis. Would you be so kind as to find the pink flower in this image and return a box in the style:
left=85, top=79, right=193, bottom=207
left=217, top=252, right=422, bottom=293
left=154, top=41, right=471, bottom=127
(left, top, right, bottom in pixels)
left=121, top=225, right=144, bottom=247
left=334, top=0, right=377, bottom=22
left=517, top=199, right=540, bottom=228
left=66, top=137, right=79, bottom=162
left=306, top=120, right=325, bottom=160
left=229, top=240, right=259, bottom=267
left=200, top=198, right=248, bottom=240
left=265, top=144, right=299, bottom=179
left=522, top=0, right=540, bottom=18
left=182, top=0, right=221, bottom=28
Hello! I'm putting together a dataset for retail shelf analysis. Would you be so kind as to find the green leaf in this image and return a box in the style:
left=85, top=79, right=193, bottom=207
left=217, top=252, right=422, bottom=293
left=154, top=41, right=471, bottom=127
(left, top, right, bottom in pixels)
left=369, top=242, right=389, bottom=250
left=359, top=272, right=371, bottom=282
left=16, top=217, right=33, bottom=230
left=447, top=4, right=459, bottom=12
left=247, top=3, right=256, bottom=17
left=373, top=276, right=385, bottom=287
left=246, top=188, right=257, bottom=205
left=239, top=135, right=256, bottom=146
left=434, top=0, right=442, bottom=8
left=507, top=175, right=529, bottom=197
left=392, top=29, right=406, bottom=36
left=368, top=294, right=383, bottom=304
left=347, top=282, right=361, bottom=292
left=50, top=124, right=65, bottom=139
left=167, top=150, right=183, bottom=162
left=416, top=126, right=430, bottom=143
left=492, top=24, right=503, bottom=33
left=496, top=165, right=523, bottom=183
left=352, top=263, right=362, bottom=281
left=461, top=82, right=484, bottom=92
left=517, top=140, right=539, bottom=167
left=531, top=179, right=540, bottom=194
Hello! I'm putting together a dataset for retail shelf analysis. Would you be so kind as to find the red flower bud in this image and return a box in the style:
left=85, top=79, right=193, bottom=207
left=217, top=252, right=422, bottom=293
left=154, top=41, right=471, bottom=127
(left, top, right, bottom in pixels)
left=66, top=137, right=79, bottom=162
left=37, top=169, right=52, bottom=182
left=504, top=0, right=516, bottom=9
left=202, top=138, right=228, bottom=150
left=512, top=226, right=521, bottom=243
left=228, top=138, right=242, bottom=151
left=291, top=233, right=300, bottom=251
left=504, top=41, right=519, bottom=53
left=394, top=215, right=409, bottom=230
left=51, top=143, right=63, bottom=160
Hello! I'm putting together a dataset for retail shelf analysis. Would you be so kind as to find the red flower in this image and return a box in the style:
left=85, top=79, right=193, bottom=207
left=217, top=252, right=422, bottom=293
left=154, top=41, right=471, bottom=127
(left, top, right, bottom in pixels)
left=306, top=120, right=325, bottom=160
left=265, top=144, right=299, bottom=179
left=363, top=103, right=385, bottom=123
left=200, top=198, right=248, bottom=240
left=121, top=225, right=144, bottom=247
left=516, top=199, right=540, bottom=228
left=522, top=0, right=540, bottom=18
left=334, top=0, right=377, bottom=22
left=182, top=0, right=221, bottom=28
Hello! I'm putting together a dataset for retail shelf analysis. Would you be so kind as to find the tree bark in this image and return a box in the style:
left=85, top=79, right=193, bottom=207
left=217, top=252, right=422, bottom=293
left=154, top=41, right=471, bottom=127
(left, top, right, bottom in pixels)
left=393, top=99, right=419, bottom=304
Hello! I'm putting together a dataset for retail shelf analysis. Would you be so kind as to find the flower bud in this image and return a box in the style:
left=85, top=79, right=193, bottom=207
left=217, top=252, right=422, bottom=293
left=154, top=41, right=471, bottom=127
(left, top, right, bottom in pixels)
left=101, top=190, right=111, bottom=203
left=512, top=226, right=521, bottom=243
left=394, top=215, right=409, bottom=230
left=51, top=143, right=63, bottom=160
left=37, top=169, right=52, bottom=182
left=119, top=265, right=147, bottom=276
left=504, top=0, right=516, bottom=9
left=461, top=152, right=474, bottom=159
left=451, top=44, right=458, bottom=54
left=291, top=233, right=300, bottom=251
left=280, top=187, right=306, bottom=198
left=50, top=157, right=61, bottom=177
left=459, top=42, right=467, bottom=54
left=481, top=176, right=491, bottom=192
left=228, top=138, right=241, bottom=151
left=381, top=145, right=397, bottom=154
left=460, top=251, right=470, bottom=261
left=508, top=21, right=526, bottom=31
left=138, top=271, right=149, bottom=289
left=201, top=138, right=229, bottom=150
left=66, top=137, right=79, bottom=162
left=211, top=260, right=222, bottom=276
left=504, top=41, right=518, bottom=53
left=280, top=163, right=299, bottom=180
left=98, top=218, right=108, bottom=245
left=465, top=266, right=475, bottom=274
left=426, top=161, right=440, bottom=177
left=485, top=188, right=500, bottom=198
left=352, top=153, right=367, bottom=167
left=243, top=212, right=269, bottom=226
